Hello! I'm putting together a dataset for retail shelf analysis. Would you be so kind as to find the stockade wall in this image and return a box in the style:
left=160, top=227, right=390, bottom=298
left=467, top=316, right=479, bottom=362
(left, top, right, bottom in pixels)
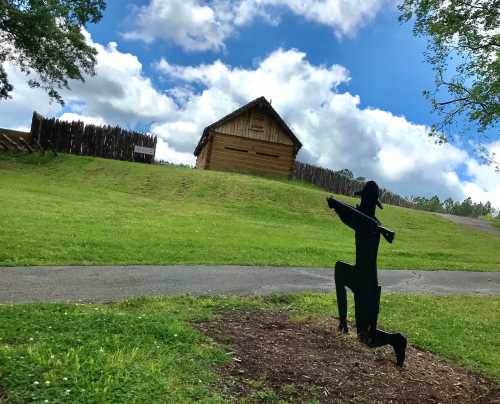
left=30, top=112, right=157, bottom=163
left=292, top=161, right=416, bottom=209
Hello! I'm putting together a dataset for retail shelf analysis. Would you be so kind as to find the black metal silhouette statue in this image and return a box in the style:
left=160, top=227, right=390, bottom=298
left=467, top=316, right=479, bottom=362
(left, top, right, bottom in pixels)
left=327, top=181, right=407, bottom=367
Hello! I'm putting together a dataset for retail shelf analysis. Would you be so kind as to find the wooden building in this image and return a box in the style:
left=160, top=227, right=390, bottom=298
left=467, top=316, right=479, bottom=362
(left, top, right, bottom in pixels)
left=194, top=97, right=302, bottom=177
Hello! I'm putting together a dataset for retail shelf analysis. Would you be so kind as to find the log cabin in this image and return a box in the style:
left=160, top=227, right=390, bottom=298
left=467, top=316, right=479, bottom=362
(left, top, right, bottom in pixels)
left=194, top=96, right=302, bottom=177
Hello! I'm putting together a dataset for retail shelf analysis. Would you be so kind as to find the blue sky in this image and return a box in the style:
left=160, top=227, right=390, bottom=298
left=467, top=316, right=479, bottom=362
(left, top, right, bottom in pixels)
left=1, top=0, right=498, bottom=207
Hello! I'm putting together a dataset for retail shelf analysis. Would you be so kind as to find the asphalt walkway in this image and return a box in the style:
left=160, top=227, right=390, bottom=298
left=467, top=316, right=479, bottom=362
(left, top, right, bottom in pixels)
left=435, top=213, right=500, bottom=236
left=1, top=265, right=499, bottom=303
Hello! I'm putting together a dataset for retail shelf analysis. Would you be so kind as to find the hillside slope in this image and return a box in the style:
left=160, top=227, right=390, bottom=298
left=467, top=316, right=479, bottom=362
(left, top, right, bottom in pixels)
left=0, top=153, right=498, bottom=270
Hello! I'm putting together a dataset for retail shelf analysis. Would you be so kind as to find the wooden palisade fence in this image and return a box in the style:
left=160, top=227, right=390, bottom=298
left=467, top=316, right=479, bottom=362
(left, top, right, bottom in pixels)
left=293, top=161, right=416, bottom=209
left=30, top=112, right=157, bottom=163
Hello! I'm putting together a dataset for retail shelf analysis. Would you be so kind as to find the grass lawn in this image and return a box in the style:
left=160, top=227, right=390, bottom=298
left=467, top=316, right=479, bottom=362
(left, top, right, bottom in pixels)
left=0, top=153, right=499, bottom=270
left=0, top=294, right=498, bottom=403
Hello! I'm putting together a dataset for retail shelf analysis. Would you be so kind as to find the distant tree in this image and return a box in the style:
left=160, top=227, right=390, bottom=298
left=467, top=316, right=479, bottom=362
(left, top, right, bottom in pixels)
left=399, top=0, right=499, bottom=164
left=428, top=195, right=444, bottom=212
left=355, top=176, right=366, bottom=182
left=0, top=0, right=106, bottom=105
left=474, top=201, right=493, bottom=217
left=453, top=197, right=474, bottom=216
left=413, top=196, right=437, bottom=211
left=337, top=169, right=354, bottom=179
left=443, top=197, right=455, bottom=213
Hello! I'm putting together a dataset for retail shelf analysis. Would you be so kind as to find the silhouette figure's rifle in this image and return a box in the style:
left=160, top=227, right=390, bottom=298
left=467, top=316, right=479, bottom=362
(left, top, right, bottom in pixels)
left=326, top=196, right=395, bottom=244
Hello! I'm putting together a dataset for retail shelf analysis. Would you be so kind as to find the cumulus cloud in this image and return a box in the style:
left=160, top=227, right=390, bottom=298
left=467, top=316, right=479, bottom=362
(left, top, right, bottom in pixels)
left=58, top=113, right=106, bottom=127
left=124, top=0, right=393, bottom=51
left=156, top=137, right=197, bottom=165
left=258, top=0, right=392, bottom=37
left=460, top=141, right=500, bottom=208
left=63, top=33, right=177, bottom=127
left=123, top=0, right=233, bottom=51
left=0, top=64, right=61, bottom=129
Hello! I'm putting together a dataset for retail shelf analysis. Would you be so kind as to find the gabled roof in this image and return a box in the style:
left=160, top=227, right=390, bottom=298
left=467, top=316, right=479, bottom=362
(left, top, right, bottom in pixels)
left=194, top=96, right=302, bottom=156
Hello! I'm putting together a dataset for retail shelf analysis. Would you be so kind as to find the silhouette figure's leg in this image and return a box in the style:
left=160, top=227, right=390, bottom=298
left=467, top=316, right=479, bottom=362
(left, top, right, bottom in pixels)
left=364, top=329, right=407, bottom=367
left=334, top=261, right=355, bottom=333
left=359, top=286, right=407, bottom=366
left=352, top=282, right=377, bottom=340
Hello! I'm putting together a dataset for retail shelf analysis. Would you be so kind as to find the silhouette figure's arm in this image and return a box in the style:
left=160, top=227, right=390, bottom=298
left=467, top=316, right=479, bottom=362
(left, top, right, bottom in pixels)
left=327, top=196, right=357, bottom=230
left=326, top=196, right=395, bottom=243
left=327, top=196, right=376, bottom=233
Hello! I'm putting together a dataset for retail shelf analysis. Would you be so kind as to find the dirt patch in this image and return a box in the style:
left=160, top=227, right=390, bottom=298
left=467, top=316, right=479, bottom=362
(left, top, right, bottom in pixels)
left=196, top=310, right=500, bottom=403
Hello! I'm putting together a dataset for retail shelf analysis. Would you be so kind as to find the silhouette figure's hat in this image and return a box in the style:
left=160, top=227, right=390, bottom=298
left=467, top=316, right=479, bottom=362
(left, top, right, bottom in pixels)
left=354, top=180, right=383, bottom=209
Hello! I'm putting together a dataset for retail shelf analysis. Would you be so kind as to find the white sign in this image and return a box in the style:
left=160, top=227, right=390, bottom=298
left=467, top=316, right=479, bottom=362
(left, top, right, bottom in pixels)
left=134, top=145, right=155, bottom=155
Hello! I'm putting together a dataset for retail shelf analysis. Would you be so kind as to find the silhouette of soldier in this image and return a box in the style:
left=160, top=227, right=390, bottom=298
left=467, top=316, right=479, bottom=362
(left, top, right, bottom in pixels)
left=327, top=181, right=407, bottom=367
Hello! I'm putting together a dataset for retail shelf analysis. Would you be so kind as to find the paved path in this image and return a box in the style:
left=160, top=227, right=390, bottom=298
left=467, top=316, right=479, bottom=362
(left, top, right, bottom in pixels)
left=435, top=213, right=500, bottom=236
left=1, top=265, right=499, bottom=303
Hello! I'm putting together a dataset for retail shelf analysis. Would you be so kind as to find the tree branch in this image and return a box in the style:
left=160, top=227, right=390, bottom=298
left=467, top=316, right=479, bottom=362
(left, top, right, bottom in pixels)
left=437, top=97, right=470, bottom=106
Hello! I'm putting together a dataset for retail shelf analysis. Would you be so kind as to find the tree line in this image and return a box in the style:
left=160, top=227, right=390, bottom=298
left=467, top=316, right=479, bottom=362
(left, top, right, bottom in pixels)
left=411, top=196, right=497, bottom=218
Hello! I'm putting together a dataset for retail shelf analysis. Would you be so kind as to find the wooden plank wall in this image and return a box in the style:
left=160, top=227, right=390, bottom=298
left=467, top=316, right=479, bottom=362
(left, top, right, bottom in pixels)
left=195, top=140, right=209, bottom=168
left=215, top=109, right=293, bottom=146
left=208, top=132, right=294, bottom=177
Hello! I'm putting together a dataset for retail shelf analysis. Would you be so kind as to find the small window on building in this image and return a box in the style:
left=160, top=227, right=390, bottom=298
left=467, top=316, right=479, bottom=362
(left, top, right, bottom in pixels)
left=225, top=146, right=248, bottom=153
left=250, top=111, right=265, bottom=132
left=256, top=151, right=279, bottom=158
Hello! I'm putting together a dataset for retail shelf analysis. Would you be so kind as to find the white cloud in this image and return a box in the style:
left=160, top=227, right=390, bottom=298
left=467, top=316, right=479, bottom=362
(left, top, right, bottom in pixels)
left=156, top=137, right=196, bottom=165
left=63, top=33, right=177, bottom=127
left=0, top=64, right=61, bottom=129
left=259, top=0, right=392, bottom=37
left=123, top=0, right=233, bottom=52
left=58, top=113, right=106, bottom=127
left=124, top=0, right=393, bottom=51
left=460, top=141, right=500, bottom=208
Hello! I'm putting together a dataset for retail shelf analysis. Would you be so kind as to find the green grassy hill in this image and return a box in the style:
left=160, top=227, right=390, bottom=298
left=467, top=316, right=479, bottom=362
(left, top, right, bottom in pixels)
left=0, top=153, right=498, bottom=270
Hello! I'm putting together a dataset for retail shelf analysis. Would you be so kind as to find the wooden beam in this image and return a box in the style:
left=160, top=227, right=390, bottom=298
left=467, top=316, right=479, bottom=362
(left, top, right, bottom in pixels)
left=205, top=132, right=214, bottom=169
left=18, top=137, right=34, bottom=153
left=1, top=134, right=24, bottom=151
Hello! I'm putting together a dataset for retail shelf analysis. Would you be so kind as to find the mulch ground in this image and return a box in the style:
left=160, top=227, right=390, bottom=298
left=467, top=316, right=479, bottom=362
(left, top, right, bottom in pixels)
left=196, top=310, right=500, bottom=403
left=0, top=385, right=6, bottom=403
